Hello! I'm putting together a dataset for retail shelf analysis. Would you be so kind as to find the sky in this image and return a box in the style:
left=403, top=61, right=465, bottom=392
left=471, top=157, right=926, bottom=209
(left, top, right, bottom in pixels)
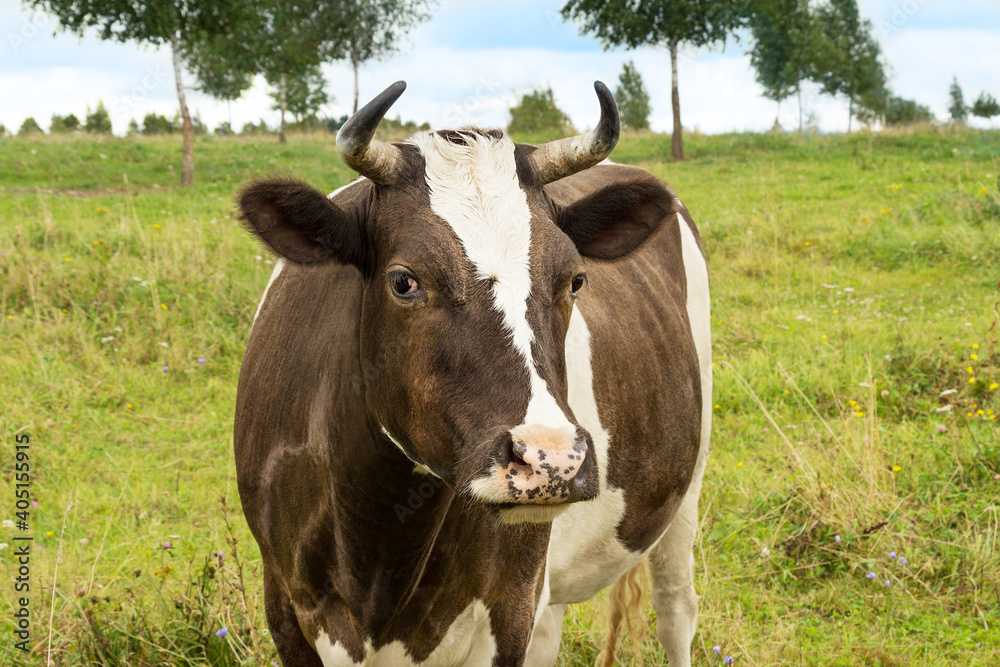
left=2, top=0, right=999, bottom=136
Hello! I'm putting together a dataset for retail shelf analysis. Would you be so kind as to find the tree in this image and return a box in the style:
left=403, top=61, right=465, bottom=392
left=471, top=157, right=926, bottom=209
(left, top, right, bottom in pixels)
left=340, top=0, right=433, bottom=113
left=85, top=100, right=112, bottom=134
left=615, top=60, right=651, bottom=130
left=948, top=78, right=967, bottom=125
left=813, top=0, right=887, bottom=131
left=18, top=117, right=44, bottom=136
left=27, top=0, right=246, bottom=185
left=507, top=88, right=575, bottom=137
left=269, top=63, right=330, bottom=127
left=971, top=91, right=1000, bottom=126
left=744, top=0, right=818, bottom=132
left=562, top=0, right=743, bottom=160
left=884, top=96, right=934, bottom=126
left=50, top=113, right=81, bottom=132
left=142, top=112, right=177, bottom=135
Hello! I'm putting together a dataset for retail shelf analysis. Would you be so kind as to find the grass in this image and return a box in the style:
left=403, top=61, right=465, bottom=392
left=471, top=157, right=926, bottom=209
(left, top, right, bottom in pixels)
left=1, top=127, right=998, bottom=666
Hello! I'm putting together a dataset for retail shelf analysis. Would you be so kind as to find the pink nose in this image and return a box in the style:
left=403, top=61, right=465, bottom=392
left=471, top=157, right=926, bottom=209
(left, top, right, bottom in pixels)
left=504, top=425, right=589, bottom=503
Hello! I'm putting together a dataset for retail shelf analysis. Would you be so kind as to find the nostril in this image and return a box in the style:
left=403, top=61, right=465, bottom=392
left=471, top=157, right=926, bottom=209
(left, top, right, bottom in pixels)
left=511, top=441, right=528, bottom=466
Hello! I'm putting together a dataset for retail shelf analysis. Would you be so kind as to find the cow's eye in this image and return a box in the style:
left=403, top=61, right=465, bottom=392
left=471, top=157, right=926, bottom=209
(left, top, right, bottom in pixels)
left=569, top=273, right=586, bottom=296
left=389, top=271, right=420, bottom=298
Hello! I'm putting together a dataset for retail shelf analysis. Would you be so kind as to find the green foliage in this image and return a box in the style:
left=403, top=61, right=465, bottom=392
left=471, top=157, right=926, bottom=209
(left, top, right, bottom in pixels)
left=813, top=0, right=887, bottom=126
left=948, top=77, right=967, bottom=125
left=507, top=88, right=575, bottom=137
left=240, top=120, right=274, bottom=135
left=267, top=64, right=329, bottom=124
left=50, top=113, right=81, bottom=133
left=615, top=60, right=651, bottom=130
left=84, top=100, right=113, bottom=134
left=884, top=96, right=935, bottom=126
left=343, top=0, right=434, bottom=68
left=971, top=91, right=1000, bottom=122
left=744, top=0, right=818, bottom=104
left=562, top=0, right=742, bottom=51
left=18, top=117, right=44, bottom=136
left=214, top=121, right=235, bottom=136
left=142, top=112, right=177, bottom=135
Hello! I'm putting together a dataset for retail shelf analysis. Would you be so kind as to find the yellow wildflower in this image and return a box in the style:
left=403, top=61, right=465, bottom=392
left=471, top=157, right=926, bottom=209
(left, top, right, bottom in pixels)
left=892, top=465, right=901, bottom=472
left=971, top=354, right=978, bottom=361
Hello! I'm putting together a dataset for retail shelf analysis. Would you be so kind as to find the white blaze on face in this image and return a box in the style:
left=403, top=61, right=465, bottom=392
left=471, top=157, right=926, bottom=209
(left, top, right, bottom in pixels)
left=408, top=131, right=575, bottom=440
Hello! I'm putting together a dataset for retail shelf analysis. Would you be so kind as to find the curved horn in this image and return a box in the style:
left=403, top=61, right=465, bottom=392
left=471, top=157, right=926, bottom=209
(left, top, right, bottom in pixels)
left=336, top=81, right=407, bottom=185
left=528, top=81, right=620, bottom=184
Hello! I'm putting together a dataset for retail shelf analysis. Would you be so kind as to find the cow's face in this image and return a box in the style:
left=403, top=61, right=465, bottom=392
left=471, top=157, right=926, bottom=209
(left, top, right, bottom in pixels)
left=237, top=83, right=674, bottom=523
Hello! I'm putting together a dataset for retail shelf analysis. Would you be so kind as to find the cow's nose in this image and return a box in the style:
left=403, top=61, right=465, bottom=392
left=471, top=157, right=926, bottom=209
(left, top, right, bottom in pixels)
left=503, top=424, right=596, bottom=503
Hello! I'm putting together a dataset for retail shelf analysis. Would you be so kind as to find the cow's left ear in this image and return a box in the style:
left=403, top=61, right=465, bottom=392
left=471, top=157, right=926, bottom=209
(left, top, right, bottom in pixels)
left=555, top=176, right=676, bottom=260
left=237, top=178, right=365, bottom=268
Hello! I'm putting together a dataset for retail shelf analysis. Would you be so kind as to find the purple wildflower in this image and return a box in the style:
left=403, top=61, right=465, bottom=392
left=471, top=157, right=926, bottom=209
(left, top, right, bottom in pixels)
left=198, top=357, right=206, bottom=364
left=889, top=552, right=896, bottom=559
left=713, top=646, right=721, bottom=654
left=162, top=541, right=172, bottom=549
left=899, top=557, right=907, bottom=566
left=217, top=550, right=226, bottom=560
left=161, top=365, right=169, bottom=372
left=725, top=657, right=735, bottom=665
left=216, top=627, right=228, bottom=637
left=834, top=535, right=842, bottom=543
left=866, top=572, right=876, bottom=579
left=936, top=424, right=946, bottom=433
left=884, top=580, right=891, bottom=587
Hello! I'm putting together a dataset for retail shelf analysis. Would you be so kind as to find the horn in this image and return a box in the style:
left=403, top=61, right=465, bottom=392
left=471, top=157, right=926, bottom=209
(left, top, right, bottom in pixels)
left=528, top=81, right=620, bottom=184
left=336, top=80, right=407, bottom=185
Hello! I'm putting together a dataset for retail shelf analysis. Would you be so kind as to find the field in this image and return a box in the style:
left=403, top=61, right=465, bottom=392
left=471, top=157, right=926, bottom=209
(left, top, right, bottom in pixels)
left=1, top=126, right=998, bottom=666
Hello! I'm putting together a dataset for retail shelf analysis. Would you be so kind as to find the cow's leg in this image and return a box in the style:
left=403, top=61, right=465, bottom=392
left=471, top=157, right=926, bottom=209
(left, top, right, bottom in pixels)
left=647, top=447, right=707, bottom=667
left=523, top=604, right=566, bottom=667
left=264, top=565, right=324, bottom=667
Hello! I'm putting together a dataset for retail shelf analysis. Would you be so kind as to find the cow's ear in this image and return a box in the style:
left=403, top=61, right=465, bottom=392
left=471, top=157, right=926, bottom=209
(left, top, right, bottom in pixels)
left=237, top=178, right=365, bottom=267
left=556, top=176, right=676, bottom=260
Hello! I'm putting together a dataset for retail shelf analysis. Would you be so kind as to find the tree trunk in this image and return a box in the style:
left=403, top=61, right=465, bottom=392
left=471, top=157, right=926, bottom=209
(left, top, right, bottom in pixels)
left=798, top=87, right=803, bottom=133
left=669, top=38, right=683, bottom=161
left=279, top=72, right=288, bottom=144
left=848, top=98, right=853, bottom=133
left=170, top=34, right=194, bottom=187
left=352, top=56, right=360, bottom=114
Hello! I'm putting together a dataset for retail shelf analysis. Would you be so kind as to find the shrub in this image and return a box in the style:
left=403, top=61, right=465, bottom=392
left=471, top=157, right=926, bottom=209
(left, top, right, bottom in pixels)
left=507, top=88, right=574, bottom=136
left=142, top=112, right=177, bottom=135
left=885, top=96, right=935, bottom=126
left=50, top=113, right=81, bottom=133
left=240, top=120, right=273, bottom=136
left=214, top=121, right=234, bottom=136
left=18, top=117, right=44, bottom=136
left=85, top=101, right=113, bottom=134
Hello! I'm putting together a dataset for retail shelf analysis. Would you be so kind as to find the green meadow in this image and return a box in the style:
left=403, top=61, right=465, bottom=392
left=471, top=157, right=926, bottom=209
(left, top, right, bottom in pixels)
left=1, top=127, right=998, bottom=666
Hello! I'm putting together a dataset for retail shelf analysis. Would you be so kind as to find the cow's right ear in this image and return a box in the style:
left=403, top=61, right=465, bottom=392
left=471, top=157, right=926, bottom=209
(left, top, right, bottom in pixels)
left=237, top=178, right=365, bottom=267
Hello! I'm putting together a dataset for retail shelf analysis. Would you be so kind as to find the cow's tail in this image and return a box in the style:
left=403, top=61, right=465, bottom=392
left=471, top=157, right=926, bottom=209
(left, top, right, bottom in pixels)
left=599, top=558, right=650, bottom=667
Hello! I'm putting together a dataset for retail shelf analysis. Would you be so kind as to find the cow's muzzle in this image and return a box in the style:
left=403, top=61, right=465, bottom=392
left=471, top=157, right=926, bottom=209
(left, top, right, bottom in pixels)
left=468, top=425, right=599, bottom=513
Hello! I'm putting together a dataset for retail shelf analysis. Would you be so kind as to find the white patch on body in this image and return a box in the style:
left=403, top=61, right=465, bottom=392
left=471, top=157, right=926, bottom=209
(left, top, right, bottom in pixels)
left=409, top=131, right=576, bottom=501
left=545, top=306, right=642, bottom=603
left=314, top=600, right=496, bottom=667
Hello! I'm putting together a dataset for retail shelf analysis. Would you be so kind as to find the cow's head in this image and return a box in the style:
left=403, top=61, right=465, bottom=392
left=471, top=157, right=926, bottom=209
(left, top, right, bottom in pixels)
left=238, top=81, right=674, bottom=523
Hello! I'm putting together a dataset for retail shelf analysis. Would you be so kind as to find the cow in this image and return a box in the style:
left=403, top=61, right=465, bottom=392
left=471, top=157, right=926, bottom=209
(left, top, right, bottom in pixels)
left=234, top=80, right=711, bottom=667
